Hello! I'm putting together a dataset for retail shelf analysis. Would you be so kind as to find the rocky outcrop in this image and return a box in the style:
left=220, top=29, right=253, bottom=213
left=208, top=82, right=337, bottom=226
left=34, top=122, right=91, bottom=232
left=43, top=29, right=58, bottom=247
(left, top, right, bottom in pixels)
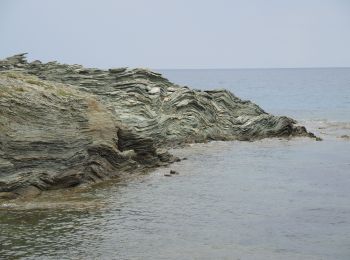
left=0, top=71, right=176, bottom=199
left=0, top=54, right=314, bottom=199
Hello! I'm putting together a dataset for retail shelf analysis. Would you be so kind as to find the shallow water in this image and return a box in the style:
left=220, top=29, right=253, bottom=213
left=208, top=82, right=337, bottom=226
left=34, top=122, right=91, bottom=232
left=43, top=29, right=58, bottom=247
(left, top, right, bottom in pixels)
left=1, top=68, right=350, bottom=259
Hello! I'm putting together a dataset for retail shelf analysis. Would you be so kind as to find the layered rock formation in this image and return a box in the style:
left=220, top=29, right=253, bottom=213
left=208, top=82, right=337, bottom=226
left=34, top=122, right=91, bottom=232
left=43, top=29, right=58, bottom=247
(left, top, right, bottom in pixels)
left=0, top=54, right=314, bottom=199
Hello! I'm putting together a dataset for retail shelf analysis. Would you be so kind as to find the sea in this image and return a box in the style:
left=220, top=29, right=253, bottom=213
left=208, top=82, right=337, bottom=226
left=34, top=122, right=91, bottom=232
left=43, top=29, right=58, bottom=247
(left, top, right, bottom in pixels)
left=1, top=68, right=350, bottom=259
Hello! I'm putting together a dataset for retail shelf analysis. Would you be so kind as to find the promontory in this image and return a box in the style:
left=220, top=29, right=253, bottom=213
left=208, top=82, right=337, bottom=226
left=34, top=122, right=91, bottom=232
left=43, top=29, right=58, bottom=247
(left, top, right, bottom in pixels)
left=0, top=54, right=315, bottom=199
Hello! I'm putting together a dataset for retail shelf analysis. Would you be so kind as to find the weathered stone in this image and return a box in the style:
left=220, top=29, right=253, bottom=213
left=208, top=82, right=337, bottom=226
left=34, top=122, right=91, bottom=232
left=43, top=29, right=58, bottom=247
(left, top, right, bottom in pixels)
left=0, top=54, right=316, bottom=198
left=0, top=71, right=169, bottom=197
left=0, top=192, right=17, bottom=200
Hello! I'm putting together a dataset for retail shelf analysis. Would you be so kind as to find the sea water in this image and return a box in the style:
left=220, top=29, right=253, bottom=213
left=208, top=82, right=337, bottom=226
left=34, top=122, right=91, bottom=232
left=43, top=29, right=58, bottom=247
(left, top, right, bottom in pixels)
left=1, top=68, right=349, bottom=259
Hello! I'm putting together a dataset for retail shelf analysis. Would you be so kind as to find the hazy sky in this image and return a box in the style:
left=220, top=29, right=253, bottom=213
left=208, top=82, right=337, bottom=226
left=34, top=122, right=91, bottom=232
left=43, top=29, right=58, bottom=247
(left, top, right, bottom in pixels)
left=1, top=0, right=350, bottom=69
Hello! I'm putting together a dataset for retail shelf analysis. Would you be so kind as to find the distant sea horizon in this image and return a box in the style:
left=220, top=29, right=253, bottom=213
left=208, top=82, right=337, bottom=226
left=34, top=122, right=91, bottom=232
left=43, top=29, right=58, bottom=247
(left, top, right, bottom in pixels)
left=155, top=66, right=350, bottom=70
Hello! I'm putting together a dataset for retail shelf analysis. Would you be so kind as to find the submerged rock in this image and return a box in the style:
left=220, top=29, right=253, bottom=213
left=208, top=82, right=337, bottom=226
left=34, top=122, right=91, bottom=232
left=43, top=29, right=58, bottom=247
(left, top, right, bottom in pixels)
left=340, top=135, right=350, bottom=140
left=0, top=54, right=315, bottom=198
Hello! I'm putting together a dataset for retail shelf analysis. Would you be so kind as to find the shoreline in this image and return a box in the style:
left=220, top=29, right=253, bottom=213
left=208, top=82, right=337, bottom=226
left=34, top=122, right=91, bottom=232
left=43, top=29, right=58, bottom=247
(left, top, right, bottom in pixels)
left=1, top=131, right=346, bottom=208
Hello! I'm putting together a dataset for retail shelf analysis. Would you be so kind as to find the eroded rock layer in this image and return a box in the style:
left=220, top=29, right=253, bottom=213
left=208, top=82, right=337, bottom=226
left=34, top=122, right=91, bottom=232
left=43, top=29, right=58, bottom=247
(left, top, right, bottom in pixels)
left=0, top=54, right=314, bottom=198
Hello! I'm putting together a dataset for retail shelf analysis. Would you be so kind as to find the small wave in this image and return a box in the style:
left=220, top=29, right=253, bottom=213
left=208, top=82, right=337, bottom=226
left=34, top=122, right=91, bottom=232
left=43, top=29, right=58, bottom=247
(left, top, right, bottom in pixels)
left=299, top=119, right=350, bottom=140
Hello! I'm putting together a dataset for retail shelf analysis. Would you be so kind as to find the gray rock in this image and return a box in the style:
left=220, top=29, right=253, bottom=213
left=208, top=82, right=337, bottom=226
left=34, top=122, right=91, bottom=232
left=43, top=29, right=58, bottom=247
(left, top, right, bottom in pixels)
left=170, top=170, right=179, bottom=175
left=339, top=135, right=350, bottom=140
left=0, top=54, right=316, bottom=198
left=0, top=71, right=173, bottom=198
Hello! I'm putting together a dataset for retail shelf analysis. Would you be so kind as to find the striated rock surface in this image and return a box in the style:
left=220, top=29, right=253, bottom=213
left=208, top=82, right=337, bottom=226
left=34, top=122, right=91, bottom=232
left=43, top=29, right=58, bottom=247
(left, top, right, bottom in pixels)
left=0, top=71, right=175, bottom=198
left=0, top=54, right=315, bottom=198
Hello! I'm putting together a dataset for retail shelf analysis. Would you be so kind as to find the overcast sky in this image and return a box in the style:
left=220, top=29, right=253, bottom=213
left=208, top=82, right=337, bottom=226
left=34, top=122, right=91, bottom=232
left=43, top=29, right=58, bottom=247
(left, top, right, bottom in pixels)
left=1, top=0, right=350, bottom=69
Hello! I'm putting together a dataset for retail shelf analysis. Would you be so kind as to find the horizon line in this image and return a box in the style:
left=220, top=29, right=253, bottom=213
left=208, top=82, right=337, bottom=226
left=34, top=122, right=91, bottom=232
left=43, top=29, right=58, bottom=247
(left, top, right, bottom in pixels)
left=154, top=66, right=350, bottom=70
left=3, top=54, right=350, bottom=71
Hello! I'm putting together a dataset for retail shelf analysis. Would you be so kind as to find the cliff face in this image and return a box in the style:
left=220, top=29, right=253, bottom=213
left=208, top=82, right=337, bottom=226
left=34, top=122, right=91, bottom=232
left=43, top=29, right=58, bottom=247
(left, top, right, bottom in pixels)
left=0, top=54, right=314, bottom=198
